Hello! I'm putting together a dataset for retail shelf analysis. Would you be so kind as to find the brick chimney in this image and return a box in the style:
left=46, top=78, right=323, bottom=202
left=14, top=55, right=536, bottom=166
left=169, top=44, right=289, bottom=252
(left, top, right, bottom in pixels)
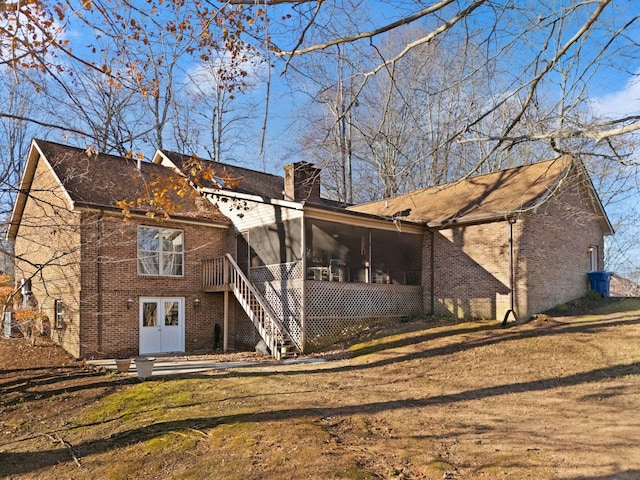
left=283, top=162, right=321, bottom=202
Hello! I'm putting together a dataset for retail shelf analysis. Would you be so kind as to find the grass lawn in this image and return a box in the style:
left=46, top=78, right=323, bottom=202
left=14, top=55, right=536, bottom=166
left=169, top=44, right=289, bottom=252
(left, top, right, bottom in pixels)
left=2, top=298, right=640, bottom=479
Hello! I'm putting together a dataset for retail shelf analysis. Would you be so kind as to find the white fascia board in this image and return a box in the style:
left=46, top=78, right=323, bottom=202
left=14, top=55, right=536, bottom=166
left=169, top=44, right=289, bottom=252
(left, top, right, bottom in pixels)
left=31, top=141, right=75, bottom=209
left=303, top=204, right=424, bottom=234
left=574, top=159, right=615, bottom=235
left=151, top=150, right=176, bottom=168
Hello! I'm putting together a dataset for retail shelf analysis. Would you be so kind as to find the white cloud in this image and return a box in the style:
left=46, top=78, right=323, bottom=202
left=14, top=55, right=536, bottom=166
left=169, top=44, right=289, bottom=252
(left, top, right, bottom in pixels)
left=591, top=71, right=640, bottom=118
left=184, top=49, right=267, bottom=97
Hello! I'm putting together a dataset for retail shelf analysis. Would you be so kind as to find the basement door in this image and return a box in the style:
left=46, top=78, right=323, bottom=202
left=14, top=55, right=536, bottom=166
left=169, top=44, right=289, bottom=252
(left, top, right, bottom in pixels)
left=139, top=297, right=185, bottom=355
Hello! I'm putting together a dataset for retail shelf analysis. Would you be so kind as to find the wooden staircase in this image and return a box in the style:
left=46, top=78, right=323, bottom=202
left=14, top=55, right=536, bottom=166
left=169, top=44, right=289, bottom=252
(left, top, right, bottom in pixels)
left=219, top=254, right=301, bottom=360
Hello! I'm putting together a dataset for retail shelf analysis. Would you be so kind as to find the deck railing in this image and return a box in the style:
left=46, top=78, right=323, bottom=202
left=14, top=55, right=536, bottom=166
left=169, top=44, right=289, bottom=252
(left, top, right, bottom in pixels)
left=202, top=257, right=228, bottom=290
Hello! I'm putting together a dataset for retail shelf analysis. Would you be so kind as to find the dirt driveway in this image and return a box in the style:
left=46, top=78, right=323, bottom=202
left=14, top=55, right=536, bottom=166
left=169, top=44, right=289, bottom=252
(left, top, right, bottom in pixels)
left=1, top=298, right=640, bottom=479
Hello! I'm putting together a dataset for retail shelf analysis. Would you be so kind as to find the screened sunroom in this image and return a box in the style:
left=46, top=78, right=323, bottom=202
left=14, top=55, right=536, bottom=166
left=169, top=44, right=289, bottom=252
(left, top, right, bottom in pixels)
left=220, top=211, right=424, bottom=350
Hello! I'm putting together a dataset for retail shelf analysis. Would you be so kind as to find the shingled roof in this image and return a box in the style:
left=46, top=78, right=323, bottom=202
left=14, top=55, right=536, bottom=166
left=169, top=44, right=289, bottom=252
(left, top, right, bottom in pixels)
left=8, top=140, right=229, bottom=240
left=349, top=156, right=610, bottom=229
left=155, top=150, right=286, bottom=199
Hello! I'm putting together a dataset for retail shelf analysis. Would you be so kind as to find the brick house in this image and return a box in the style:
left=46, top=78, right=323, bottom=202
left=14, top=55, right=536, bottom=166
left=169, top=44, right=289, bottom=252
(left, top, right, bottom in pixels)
left=8, top=139, right=612, bottom=359
left=350, top=156, right=614, bottom=321
left=8, top=140, right=231, bottom=359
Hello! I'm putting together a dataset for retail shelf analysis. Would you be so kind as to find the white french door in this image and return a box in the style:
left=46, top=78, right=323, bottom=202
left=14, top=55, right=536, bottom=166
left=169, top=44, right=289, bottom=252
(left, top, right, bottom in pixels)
left=139, top=297, right=185, bottom=354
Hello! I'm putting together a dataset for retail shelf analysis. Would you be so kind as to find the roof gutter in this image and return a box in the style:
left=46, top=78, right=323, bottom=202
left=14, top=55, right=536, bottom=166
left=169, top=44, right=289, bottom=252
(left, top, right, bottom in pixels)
left=73, top=204, right=230, bottom=229
left=303, top=203, right=424, bottom=234
left=426, top=212, right=519, bottom=230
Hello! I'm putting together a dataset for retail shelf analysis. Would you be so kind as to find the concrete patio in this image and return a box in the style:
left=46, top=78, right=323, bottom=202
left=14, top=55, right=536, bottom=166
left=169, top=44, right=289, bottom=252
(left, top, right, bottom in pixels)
left=88, top=355, right=326, bottom=377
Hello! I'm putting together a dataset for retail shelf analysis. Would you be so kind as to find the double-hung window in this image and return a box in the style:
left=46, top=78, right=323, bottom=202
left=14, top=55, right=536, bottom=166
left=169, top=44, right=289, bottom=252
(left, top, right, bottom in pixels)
left=54, top=299, right=64, bottom=329
left=138, top=226, right=184, bottom=276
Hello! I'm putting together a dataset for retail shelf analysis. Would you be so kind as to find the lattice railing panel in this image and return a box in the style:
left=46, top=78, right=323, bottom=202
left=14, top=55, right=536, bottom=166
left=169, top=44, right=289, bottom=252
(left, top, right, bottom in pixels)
left=235, top=312, right=261, bottom=350
left=305, top=282, right=423, bottom=317
left=232, top=260, right=423, bottom=353
left=250, top=261, right=303, bottom=346
left=304, top=282, right=423, bottom=351
left=250, top=261, right=303, bottom=283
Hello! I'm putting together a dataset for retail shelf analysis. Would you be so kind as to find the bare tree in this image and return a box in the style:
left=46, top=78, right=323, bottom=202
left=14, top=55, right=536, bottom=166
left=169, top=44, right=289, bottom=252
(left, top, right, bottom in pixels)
left=180, top=48, right=266, bottom=162
left=0, top=74, right=43, bottom=215
left=250, top=0, right=640, bottom=157
left=4, top=1, right=640, bottom=153
left=294, top=42, right=362, bottom=203
left=0, top=0, right=263, bottom=151
left=51, top=65, right=147, bottom=156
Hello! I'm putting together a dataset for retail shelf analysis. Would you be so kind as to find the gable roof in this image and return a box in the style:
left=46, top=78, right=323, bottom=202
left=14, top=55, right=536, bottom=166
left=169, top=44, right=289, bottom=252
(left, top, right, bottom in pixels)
left=154, top=150, right=286, bottom=199
left=8, top=140, right=229, bottom=240
left=349, top=156, right=613, bottom=233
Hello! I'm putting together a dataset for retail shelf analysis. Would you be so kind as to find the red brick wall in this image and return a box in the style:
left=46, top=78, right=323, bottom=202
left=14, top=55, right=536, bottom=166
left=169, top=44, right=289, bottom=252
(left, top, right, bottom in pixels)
left=422, top=168, right=608, bottom=321
left=519, top=172, right=606, bottom=315
left=78, top=213, right=231, bottom=358
left=429, top=221, right=512, bottom=320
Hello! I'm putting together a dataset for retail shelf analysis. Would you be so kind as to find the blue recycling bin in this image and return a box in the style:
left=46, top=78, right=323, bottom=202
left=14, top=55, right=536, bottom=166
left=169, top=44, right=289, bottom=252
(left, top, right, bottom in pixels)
left=587, top=271, right=612, bottom=297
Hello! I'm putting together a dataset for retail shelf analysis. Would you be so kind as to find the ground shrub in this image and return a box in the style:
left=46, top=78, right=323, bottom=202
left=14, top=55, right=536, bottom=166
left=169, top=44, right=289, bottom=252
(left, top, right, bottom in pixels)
left=586, top=290, right=601, bottom=301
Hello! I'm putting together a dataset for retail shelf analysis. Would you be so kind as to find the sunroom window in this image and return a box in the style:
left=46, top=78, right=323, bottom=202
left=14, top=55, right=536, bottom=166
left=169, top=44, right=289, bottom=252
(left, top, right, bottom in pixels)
left=137, top=226, right=184, bottom=276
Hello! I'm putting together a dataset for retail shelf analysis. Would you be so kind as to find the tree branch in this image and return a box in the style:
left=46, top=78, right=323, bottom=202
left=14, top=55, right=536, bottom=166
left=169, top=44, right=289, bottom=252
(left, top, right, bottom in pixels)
left=0, top=113, right=89, bottom=137
left=275, top=0, right=459, bottom=56
left=457, top=119, right=640, bottom=146
left=228, top=0, right=309, bottom=3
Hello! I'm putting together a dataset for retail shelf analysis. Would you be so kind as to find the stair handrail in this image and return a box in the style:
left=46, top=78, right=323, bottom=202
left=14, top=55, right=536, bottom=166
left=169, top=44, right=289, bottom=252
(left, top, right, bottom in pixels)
left=224, top=254, right=302, bottom=354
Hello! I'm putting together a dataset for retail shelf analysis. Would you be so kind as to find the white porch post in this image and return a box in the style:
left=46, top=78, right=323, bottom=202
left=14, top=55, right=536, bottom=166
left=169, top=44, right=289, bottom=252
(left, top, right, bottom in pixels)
left=223, top=256, right=229, bottom=352
left=223, top=290, right=229, bottom=352
left=300, top=215, right=306, bottom=352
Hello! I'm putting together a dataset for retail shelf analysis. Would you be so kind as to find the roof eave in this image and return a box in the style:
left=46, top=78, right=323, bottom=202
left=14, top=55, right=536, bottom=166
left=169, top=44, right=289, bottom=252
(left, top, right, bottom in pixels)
left=201, top=187, right=304, bottom=210
left=303, top=203, right=424, bottom=233
left=6, top=142, right=37, bottom=241
left=426, top=211, right=518, bottom=229
left=151, top=149, right=177, bottom=169
left=73, top=203, right=231, bottom=228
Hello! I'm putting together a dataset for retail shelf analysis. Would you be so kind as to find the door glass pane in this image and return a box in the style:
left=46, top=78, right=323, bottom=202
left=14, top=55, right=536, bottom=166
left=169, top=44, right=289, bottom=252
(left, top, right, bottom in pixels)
left=142, top=302, right=157, bottom=326
left=165, top=301, right=179, bottom=326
